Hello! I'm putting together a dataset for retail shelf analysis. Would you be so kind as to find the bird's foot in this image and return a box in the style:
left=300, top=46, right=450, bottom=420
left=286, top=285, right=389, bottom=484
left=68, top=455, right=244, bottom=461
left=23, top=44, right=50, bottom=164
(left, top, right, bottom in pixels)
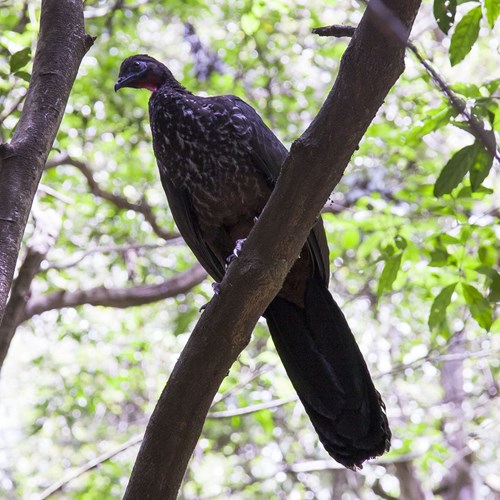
left=199, top=282, right=222, bottom=312
left=225, top=238, right=246, bottom=266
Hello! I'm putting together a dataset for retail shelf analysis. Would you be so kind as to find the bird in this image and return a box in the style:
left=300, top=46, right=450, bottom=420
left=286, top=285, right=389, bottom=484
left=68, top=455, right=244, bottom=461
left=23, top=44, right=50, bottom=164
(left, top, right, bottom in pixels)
left=115, top=54, right=391, bottom=469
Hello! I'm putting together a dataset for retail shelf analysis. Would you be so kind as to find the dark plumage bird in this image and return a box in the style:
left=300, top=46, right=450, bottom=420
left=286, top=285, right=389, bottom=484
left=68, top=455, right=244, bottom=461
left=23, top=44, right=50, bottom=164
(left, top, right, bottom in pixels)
left=115, top=54, right=391, bottom=468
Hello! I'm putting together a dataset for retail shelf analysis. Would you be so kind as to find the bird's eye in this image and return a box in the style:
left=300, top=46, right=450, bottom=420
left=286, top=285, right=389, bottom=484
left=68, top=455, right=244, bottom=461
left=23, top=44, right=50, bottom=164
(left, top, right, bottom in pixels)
left=133, top=61, right=142, bottom=69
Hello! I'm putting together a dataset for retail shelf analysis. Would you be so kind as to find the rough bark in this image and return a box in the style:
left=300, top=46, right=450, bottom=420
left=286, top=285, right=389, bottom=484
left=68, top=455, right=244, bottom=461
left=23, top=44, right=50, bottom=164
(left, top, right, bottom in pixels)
left=0, top=0, right=94, bottom=325
left=123, top=1, right=422, bottom=498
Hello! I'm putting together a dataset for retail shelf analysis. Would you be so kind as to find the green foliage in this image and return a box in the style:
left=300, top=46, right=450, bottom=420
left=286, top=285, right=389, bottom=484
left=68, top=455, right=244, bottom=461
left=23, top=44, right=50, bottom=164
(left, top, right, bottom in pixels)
left=433, top=141, right=492, bottom=196
left=9, top=46, right=30, bottom=73
left=433, top=0, right=457, bottom=34
left=0, top=0, right=498, bottom=498
left=484, top=0, right=500, bottom=27
left=449, top=5, right=482, bottom=66
left=429, top=282, right=457, bottom=331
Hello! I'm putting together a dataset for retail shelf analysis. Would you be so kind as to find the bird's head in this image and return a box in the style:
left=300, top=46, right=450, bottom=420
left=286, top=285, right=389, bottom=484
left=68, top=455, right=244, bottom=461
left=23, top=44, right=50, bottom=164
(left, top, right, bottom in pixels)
left=114, top=54, right=173, bottom=93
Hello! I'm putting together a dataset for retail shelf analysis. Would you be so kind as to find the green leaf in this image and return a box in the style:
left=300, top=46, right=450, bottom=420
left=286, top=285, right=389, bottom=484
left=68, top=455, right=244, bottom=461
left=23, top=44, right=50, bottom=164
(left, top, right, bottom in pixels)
left=406, top=105, right=455, bottom=144
left=377, top=253, right=402, bottom=296
left=395, top=235, right=407, bottom=250
left=478, top=245, right=496, bottom=266
left=15, top=70, right=30, bottom=82
left=429, top=248, right=450, bottom=267
left=434, top=144, right=476, bottom=196
left=434, top=0, right=457, bottom=34
left=342, top=228, right=360, bottom=249
left=489, top=272, right=500, bottom=302
left=485, top=0, right=500, bottom=28
left=449, top=6, right=482, bottom=66
left=429, top=283, right=457, bottom=331
left=469, top=143, right=494, bottom=190
left=9, top=47, right=31, bottom=73
left=462, top=283, right=493, bottom=330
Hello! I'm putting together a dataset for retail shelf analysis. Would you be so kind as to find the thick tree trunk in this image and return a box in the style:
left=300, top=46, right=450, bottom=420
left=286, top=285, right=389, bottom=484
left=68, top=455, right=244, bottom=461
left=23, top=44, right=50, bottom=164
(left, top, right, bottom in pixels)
left=123, top=1, right=422, bottom=498
left=0, top=0, right=94, bottom=327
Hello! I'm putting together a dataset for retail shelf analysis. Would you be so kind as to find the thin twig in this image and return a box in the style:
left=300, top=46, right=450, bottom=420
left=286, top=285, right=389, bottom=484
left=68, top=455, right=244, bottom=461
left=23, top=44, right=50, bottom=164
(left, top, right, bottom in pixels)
left=46, top=154, right=179, bottom=241
left=37, top=434, right=143, bottom=499
left=407, top=41, right=499, bottom=162
left=0, top=91, right=27, bottom=124
left=43, top=241, right=181, bottom=271
left=208, top=396, right=296, bottom=418
left=313, top=3, right=500, bottom=163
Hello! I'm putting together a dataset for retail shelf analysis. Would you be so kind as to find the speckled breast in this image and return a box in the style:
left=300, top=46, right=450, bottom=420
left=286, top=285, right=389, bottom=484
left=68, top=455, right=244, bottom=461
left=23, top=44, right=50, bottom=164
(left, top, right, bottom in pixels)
left=149, top=91, right=271, bottom=229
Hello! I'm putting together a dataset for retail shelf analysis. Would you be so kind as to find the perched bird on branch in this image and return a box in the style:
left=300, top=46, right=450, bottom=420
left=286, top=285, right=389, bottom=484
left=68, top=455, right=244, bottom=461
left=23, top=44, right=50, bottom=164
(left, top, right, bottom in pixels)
left=115, top=54, right=390, bottom=469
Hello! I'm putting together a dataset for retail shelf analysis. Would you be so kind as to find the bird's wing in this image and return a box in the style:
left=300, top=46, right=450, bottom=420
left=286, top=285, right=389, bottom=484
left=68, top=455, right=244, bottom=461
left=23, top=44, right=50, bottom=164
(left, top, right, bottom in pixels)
left=229, top=96, right=330, bottom=285
left=158, top=167, right=226, bottom=282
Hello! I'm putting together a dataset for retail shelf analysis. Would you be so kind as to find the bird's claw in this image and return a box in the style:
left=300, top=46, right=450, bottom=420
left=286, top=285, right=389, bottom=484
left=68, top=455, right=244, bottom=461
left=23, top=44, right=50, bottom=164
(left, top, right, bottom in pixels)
left=226, top=238, right=246, bottom=265
left=199, top=282, right=222, bottom=311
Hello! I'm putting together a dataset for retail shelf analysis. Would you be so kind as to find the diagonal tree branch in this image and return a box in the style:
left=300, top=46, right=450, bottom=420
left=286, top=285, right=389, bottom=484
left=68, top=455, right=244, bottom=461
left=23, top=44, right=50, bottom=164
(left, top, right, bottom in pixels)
left=0, top=0, right=94, bottom=325
left=313, top=15, right=499, bottom=162
left=123, top=1, right=422, bottom=498
left=21, top=263, right=207, bottom=322
left=46, top=154, right=179, bottom=241
left=0, top=214, right=60, bottom=370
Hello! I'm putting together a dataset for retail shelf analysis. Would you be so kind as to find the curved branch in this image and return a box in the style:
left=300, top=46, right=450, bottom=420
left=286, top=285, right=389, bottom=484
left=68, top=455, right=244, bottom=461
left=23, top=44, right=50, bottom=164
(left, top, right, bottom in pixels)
left=21, top=263, right=207, bottom=322
left=46, top=154, right=179, bottom=241
left=0, top=0, right=94, bottom=324
left=123, top=2, right=422, bottom=498
left=0, top=216, right=59, bottom=370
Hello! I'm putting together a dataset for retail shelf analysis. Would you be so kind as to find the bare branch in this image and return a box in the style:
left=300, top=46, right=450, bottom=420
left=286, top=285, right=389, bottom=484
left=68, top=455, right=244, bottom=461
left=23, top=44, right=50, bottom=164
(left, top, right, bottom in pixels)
left=38, top=434, right=143, bottom=499
left=312, top=25, right=356, bottom=38
left=46, top=154, right=179, bottom=241
left=0, top=212, right=60, bottom=371
left=0, top=90, right=27, bottom=125
left=43, top=241, right=182, bottom=271
left=123, top=2, right=422, bottom=498
left=21, top=263, right=207, bottom=322
left=208, top=396, right=296, bottom=418
left=0, top=0, right=94, bottom=324
left=407, top=42, right=499, bottom=162
left=287, top=453, right=421, bottom=473
left=313, top=6, right=499, bottom=162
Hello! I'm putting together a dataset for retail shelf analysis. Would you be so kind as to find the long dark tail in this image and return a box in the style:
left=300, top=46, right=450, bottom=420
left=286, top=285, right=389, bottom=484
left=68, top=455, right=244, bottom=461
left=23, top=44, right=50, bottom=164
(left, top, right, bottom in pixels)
left=264, top=276, right=391, bottom=469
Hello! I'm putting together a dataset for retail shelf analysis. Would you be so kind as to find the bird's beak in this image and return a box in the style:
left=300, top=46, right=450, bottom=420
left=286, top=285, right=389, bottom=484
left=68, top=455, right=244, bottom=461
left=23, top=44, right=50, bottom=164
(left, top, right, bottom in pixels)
left=114, top=77, right=127, bottom=92
left=115, top=74, right=138, bottom=92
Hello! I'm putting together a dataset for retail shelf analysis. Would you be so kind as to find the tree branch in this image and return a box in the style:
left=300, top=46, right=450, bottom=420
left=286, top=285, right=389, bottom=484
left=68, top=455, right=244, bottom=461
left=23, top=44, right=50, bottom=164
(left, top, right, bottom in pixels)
left=43, top=241, right=180, bottom=271
left=0, top=214, right=59, bottom=370
left=39, top=434, right=143, bottom=500
left=0, top=90, right=27, bottom=125
left=46, top=154, right=179, bottom=241
left=313, top=10, right=499, bottom=162
left=21, top=263, right=207, bottom=322
left=312, top=25, right=356, bottom=38
left=123, top=2, right=422, bottom=498
left=207, top=396, right=296, bottom=418
left=0, top=0, right=94, bottom=325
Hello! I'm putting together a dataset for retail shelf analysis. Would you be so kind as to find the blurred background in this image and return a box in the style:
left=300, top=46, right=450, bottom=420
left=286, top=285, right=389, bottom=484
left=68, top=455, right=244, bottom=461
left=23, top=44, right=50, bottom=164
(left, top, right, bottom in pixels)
left=0, top=0, right=498, bottom=498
